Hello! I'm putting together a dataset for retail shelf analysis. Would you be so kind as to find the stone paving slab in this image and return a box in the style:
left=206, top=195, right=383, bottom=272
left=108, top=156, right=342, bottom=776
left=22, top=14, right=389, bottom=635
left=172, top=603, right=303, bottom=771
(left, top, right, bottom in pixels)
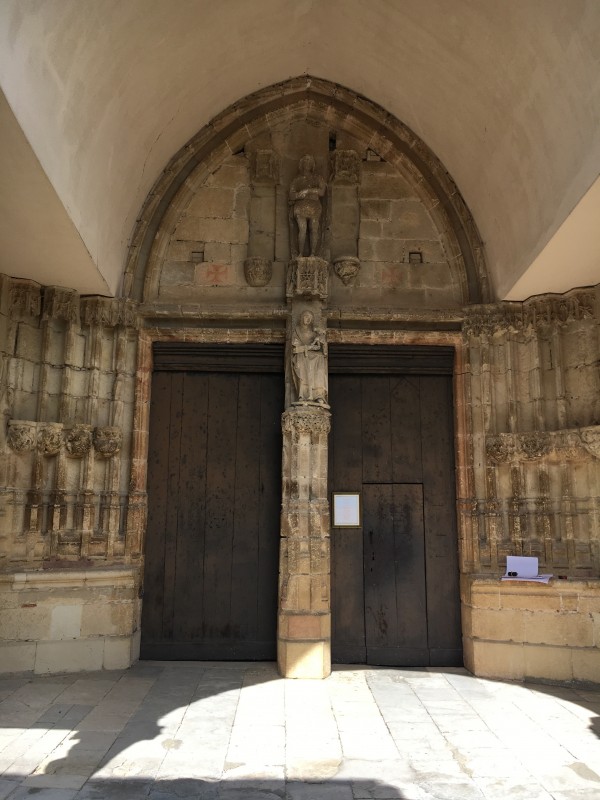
left=0, top=663, right=598, bottom=799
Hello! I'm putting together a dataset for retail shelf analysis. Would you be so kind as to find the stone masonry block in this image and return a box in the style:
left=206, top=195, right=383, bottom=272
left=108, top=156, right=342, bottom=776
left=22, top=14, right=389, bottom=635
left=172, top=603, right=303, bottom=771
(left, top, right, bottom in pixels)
left=205, top=159, right=248, bottom=189
left=188, top=187, right=235, bottom=218
left=523, top=644, right=572, bottom=681
left=103, top=636, right=133, bottom=670
left=471, top=607, right=524, bottom=643
left=0, top=641, right=36, bottom=673
left=468, top=639, right=525, bottom=680
left=35, top=638, right=105, bottom=674
left=159, top=262, right=195, bottom=286
left=571, top=647, right=600, bottom=682
left=204, top=242, right=231, bottom=263
left=49, top=604, right=82, bottom=640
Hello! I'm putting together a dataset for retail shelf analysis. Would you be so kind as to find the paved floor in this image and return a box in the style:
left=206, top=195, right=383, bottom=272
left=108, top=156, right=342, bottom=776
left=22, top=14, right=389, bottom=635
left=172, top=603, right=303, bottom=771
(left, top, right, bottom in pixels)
left=0, top=663, right=599, bottom=799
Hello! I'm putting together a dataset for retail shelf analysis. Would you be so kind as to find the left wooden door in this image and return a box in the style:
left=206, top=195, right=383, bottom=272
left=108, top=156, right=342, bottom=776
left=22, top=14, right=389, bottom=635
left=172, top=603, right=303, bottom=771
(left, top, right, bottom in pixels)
left=141, top=344, right=284, bottom=660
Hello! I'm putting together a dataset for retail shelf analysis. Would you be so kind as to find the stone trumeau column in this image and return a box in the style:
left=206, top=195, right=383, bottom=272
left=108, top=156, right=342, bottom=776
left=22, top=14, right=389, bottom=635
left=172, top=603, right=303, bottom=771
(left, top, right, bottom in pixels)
left=278, top=154, right=332, bottom=678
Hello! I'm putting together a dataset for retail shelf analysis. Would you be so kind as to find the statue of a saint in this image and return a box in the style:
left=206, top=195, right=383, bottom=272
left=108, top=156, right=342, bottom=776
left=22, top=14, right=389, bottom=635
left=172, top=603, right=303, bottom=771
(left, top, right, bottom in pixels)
left=289, top=155, right=327, bottom=257
left=292, top=310, right=328, bottom=404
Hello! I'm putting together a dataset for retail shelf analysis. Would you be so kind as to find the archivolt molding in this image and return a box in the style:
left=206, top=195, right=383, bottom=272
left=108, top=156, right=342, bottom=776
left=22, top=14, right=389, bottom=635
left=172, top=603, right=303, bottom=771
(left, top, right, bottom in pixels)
left=123, top=75, right=489, bottom=306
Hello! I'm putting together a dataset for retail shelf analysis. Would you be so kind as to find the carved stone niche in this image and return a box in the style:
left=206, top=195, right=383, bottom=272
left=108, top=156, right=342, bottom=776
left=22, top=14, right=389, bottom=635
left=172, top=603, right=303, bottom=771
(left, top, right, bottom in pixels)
left=93, top=426, right=123, bottom=457
left=7, top=420, right=37, bottom=453
left=65, top=424, right=93, bottom=457
left=333, top=256, right=360, bottom=286
left=38, top=423, right=63, bottom=456
left=243, top=257, right=273, bottom=287
left=286, top=257, right=329, bottom=300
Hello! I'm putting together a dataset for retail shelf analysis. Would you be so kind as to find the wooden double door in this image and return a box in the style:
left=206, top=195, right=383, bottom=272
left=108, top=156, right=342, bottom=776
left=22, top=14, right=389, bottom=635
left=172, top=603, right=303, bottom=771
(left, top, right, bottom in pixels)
left=141, top=344, right=284, bottom=660
left=329, top=345, right=463, bottom=667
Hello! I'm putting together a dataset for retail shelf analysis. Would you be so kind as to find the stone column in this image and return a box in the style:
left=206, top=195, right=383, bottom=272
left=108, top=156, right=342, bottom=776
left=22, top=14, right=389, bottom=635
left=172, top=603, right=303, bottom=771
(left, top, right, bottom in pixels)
left=278, top=405, right=331, bottom=678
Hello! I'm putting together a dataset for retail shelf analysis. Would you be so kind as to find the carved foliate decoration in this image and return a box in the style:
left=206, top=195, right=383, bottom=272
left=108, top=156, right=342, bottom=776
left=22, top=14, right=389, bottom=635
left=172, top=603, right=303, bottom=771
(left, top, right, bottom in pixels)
left=581, top=428, right=600, bottom=459
left=42, top=287, right=80, bottom=324
left=93, top=426, right=123, bottom=457
left=286, top=257, right=329, bottom=300
left=10, top=280, right=42, bottom=318
left=282, top=407, right=331, bottom=437
left=7, top=420, right=37, bottom=453
left=464, top=290, right=595, bottom=337
left=65, top=424, right=93, bottom=457
left=333, top=256, right=360, bottom=286
left=81, top=297, right=138, bottom=328
left=250, top=149, right=279, bottom=184
left=520, top=433, right=551, bottom=460
left=330, top=149, right=360, bottom=184
left=38, top=423, right=63, bottom=456
left=243, top=257, right=272, bottom=287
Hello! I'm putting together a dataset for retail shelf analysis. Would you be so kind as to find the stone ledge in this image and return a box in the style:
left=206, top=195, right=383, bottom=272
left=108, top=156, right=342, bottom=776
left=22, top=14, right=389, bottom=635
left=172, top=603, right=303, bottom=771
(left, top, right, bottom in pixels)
left=0, top=566, right=139, bottom=591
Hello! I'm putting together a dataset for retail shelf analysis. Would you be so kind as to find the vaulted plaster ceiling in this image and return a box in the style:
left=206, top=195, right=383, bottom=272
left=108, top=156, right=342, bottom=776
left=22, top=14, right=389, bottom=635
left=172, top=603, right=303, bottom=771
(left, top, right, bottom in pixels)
left=0, top=0, right=599, bottom=300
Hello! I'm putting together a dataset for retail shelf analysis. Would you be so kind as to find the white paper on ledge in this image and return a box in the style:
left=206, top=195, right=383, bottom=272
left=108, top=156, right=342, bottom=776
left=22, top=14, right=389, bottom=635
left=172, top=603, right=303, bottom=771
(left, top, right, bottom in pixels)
left=502, top=555, right=553, bottom=583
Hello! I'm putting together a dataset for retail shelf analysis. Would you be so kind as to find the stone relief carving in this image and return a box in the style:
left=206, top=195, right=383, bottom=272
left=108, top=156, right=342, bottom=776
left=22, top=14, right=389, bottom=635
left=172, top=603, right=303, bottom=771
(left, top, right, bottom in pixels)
left=464, top=290, right=595, bottom=336
left=7, top=421, right=37, bottom=453
left=243, top=257, right=272, bottom=287
left=42, top=287, right=80, bottom=323
left=65, top=424, right=93, bottom=457
left=286, top=256, right=329, bottom=299
left=291, top=310, right=328, bottom=406
left=81, top=297, right=138, bottom=328
left=10, top=280, right=42, bottom=318
left=93, top=426, right=123, bottom=457
left=333, top=256, right=360, bottom=286
left=486, top=425, right=600, bottom=463
left=251, top=149, right=279, bottom=184
left=330, top=149, right=360, bottom=184
left=38, top=423, right=63, bottom=456
left=289, top=155, right=327, bottom=258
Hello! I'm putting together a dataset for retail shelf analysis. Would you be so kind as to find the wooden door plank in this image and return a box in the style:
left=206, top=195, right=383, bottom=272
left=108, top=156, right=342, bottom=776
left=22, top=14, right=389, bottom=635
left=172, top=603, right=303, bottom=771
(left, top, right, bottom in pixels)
left=256, top=373, right=282, bottom=652
left=141, top=372, right=172, bottom=648
left=161, top=372, right=184, bottom=640
left=363, top=484, right=398, bottom=650
left=421, top=375, right=462, bottom=663
left=329, top=375, right=366, bottom=663
left=229, top=373, right=261, bottom=643
left=390, top=376, right=423, bottom=484
left=172, top=372, right=209, bottom=641
left=361, top=376, right=393, bottom=484
left=203, top=373, right=239, bottom=642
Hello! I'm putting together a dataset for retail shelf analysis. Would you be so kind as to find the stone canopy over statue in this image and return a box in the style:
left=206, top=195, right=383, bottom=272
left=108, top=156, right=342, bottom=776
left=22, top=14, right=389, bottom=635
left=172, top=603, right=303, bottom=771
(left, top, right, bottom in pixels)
left=289, top=155, right=327, bottom=258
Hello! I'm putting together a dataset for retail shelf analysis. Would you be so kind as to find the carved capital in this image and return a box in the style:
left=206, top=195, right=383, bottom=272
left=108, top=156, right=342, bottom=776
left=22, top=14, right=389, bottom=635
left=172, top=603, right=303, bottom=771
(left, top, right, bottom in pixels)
left=65, top=424, right=93, bottom=457
left=7, top=420, right=37, bottom=453
left=93, top=426, right=123, bottom=457
left=519, top=432, right=551, bottom=460
left=243, top=257, right=272, bottom=287
left=581, top=427, right=600, bottom=459
left=38, top=423, right=63, bottom=456
left=282, top=407, right=331, bottom=438
left=42, top=287, right=80, bottom=323
left=286, top=257, right=329, bottom=300
left=330, top=149, right=360, bottom=184
left=10, top=279, right=42, bottom=318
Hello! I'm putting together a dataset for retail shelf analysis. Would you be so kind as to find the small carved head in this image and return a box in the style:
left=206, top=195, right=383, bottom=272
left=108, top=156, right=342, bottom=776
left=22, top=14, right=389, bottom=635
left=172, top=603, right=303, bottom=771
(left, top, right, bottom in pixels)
left=299, top=310, right=314, bottom=327
left=298, top=154, right=315, bottom=175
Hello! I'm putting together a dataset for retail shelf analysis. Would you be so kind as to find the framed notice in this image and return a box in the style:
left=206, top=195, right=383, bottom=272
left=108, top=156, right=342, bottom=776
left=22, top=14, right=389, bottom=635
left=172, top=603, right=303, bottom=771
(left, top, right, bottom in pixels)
left=332, top=492, right=361, bottom=528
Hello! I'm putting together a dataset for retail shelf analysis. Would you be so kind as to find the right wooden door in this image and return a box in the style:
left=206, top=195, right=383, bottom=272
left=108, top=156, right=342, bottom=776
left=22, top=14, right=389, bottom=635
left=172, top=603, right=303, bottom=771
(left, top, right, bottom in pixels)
left=329, top=346, right=462, bottom=667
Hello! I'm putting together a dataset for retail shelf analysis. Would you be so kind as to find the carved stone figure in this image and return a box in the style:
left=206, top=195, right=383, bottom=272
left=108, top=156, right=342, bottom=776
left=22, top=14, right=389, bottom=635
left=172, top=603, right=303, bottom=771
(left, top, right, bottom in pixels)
left=65, top=424, right=93, bottom=457
left=289, top=155, right=326, bottom=257
left=93, top=426, right=123, bottom=457
left=7, top=421, right=37, bottom=453
left=38, top=423, right=63, bottom=456
left=292, top=310, right=328, bottom=405
left=333, top=256, right=361, bottom=286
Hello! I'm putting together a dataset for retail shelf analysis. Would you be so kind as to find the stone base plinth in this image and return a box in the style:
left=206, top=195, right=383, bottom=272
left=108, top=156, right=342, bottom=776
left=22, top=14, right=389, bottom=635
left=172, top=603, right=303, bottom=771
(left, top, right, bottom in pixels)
left=0, top=567, right=140, bottom=675
left=462, top=575, right=600, bottom=683
left=278, top=636, right=331, bottom=679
